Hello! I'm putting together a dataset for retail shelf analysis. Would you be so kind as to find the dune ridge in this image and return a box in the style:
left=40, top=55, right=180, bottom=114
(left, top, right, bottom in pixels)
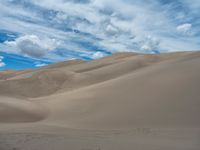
left=0, top=51, right=200, bottom=150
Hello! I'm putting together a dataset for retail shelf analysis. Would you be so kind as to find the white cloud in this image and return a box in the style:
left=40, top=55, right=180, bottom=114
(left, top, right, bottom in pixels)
left=0, top=56, right=5, bottom=67
left=176, top=23, right=192, bottom=35
left=5, top=35, right=61, bottom=58
left=0, top=0, right=200, bottom=62
left=105, top=24, right=119, bottom=36
left=35, top=63, right=47, bottom=67
left=0, top=62, right=5, bottom=67
left=34, top=61, right=49, bottom=67
left=92, top=51, right=106, bottom=59
left=140, top=36, right=160, bottom=52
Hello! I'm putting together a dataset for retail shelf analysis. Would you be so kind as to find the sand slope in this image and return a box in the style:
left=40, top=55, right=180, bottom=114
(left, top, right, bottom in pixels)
left=0, top=97, right=47, bottom=122
left=0, top=52, right=200, bottom=150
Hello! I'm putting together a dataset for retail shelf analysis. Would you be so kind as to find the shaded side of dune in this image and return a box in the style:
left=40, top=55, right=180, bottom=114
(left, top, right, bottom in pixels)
left=37, top=52, right=200, bottom=129
left=0, top=97, right=47, bottom=123
left=0, top=51, right=200, bottom=128
left=0, top=52, right=197, bottom=98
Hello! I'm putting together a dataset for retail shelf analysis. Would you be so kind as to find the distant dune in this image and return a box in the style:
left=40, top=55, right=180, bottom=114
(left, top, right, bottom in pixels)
left=0, top=52, right=200, bottom=150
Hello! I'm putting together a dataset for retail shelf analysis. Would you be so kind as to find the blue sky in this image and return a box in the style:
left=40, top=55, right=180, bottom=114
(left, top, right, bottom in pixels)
left=0, top=0, right=200, bottom=69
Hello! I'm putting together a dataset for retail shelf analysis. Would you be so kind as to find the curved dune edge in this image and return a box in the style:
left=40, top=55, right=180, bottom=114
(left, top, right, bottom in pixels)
left=0, top=97, right=48, bottom=123
left=0, top=52, right=200, bottom=127
left=0, top=52, right=197, bottom=98
left=31, top=52, right=200, bottom=130
left=0, top=52, right=200, bottom=150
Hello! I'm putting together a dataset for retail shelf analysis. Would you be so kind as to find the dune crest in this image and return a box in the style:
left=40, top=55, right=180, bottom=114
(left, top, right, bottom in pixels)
left=0, top=52, right=200, bottom=150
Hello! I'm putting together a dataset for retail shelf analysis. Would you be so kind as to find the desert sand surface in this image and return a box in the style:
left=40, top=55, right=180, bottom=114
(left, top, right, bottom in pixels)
left=0, top=52, right=200, bottom=150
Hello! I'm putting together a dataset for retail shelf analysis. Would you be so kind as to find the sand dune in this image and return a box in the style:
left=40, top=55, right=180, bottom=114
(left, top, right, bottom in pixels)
left=0, top=52, right=200, bottom=150
left=0, top=97, right=47, bottom=122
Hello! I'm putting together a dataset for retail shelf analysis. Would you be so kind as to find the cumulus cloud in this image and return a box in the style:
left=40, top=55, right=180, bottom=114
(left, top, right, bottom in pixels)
left=0, top=0, right=200, bottom=63
left=5, top=35, right=61, bottom=58
left=0, top=56, right=5, bottom=67
left=176, top=23, right=192, bottom=35
left=92, top=51, right=106, bottom=59
left=140, top=36, right=160, bottom=52
left=34, top=62, right=47, bottom=67
left=105, top=24, right=120, bottom=36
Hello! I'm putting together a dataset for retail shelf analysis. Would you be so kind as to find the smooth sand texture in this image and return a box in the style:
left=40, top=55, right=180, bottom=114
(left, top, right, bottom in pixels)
left=0, top=52, right=200, bottom=150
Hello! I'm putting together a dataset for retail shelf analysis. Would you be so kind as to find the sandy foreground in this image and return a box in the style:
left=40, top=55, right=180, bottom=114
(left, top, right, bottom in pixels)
left=0, top=52, right=199, bottom=150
